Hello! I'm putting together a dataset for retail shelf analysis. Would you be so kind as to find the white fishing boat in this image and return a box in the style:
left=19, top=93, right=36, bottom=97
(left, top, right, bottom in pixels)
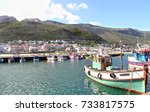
left=84, top=54, right=149, bottom=94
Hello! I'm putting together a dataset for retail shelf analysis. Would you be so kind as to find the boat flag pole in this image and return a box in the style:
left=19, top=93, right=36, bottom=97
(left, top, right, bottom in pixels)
left=120, top=40, right=123, bottom=70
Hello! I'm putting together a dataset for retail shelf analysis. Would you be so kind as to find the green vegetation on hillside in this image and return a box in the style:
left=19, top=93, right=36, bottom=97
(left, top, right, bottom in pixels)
left=0, top=19, right=150, bottom=46
left=0, top=21, right=105, bottom=44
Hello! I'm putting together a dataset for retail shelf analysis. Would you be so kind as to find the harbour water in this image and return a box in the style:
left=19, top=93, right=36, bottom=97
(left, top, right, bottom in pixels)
left=0, top=55, right=149, bottom=95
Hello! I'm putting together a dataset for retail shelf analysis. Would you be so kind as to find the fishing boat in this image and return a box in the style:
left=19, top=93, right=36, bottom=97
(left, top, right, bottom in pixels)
left=8, top=57, right=15, bottom=63
left=19, top=57, right=26, bottom=63
left=128, top=33, right=150, bottom=70
left=57, top=55, right=69, bottom=61
left=69, top=54, right=78, bottom=60
left=85, top=54, right=91, bottom=60
left=128, top=48, right=150, bottom=69
left=84, top=54, right=149, bottom=94
left=47, top=55, right=57, bottom=62
left=70, top=54, right=84, bottom=61
left=33, top=56, right=39, bottom=62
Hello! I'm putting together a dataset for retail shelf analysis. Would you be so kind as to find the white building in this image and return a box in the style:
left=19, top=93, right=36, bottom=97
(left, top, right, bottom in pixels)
left=29, top=46, right=39, bottom=52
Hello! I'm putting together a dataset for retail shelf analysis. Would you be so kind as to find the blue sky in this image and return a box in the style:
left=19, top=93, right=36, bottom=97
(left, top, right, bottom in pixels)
left=0, top=0, right=149, bottom=31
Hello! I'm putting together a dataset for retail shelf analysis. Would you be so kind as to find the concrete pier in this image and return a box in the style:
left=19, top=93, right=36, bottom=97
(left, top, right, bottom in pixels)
left=1, top=56, right=47, bottom=63
left=0, top=53, right=48, bottom=63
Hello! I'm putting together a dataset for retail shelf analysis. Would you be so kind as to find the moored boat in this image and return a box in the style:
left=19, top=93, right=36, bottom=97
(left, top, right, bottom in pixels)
left=85, top=55, right=91, bottom=60
left=84, top=54, right=149, bottom=94
left=47, top=55, right=57, bottom=62
left=8, top=57, right=15, bottom=63
left=128, top=48, right=150, bottom=69
left=19, top=57, right=26, bottom=63
left=33, top=56, right=39, bottom=62
left=57, top=55, right=69, bottom=61
left=69, top=54, right=84, bottom=61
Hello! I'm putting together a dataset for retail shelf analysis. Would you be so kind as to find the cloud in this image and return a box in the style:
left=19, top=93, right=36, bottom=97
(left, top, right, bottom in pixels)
left=79, top=3, right=88, bottom=9
left=0, top=0, right=51, bottom=20
left=0, top=0, right=82, bottom=24
left=47, top=2, right=81, bottom=24
left=89, top=21, right=101, bottom=26
left=67, top=3, right=88, bottom=10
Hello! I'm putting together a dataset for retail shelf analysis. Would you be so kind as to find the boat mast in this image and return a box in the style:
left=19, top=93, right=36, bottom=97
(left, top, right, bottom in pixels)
left=120, top=40, right=123, bottom=70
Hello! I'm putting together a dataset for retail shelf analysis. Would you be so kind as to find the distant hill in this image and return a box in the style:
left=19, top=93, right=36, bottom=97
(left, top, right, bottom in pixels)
left=0, top=15, right=17, bottom=23
left=0, top=18, right=104, bottom=45
left=0, top=16, right=150, bottom=46
left=73, top=24, right=150, bottom=45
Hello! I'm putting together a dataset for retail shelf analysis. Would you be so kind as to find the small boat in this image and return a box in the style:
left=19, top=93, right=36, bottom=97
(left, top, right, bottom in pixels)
left=69, top=55, right=77, bottom=60
left=19, top=57, right=26, bottom=63
left=47, top=55, right=57, bottom=62
left=78, top=55, right=85, bottom=60
left=85, top=55, right=91, bottom=60
left=69, top=54, right=83, bottom=61
left=128, top=48, right=150, bottom=69
left=8, top=57, right=15, bottom=63
left=57, top=56, right=68, bottom=61
left=84, top=54, right=149, bottom=94
left=33, top=56, right=39, bottom=62
left=0, top=58, right=4, bottom=63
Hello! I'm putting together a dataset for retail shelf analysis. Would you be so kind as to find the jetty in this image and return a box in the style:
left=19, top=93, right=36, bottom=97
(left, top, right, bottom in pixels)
left=0, top=53, right=50, bottom=62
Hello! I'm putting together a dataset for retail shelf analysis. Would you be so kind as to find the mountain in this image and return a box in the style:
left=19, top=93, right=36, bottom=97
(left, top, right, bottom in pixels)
left=0, top=18, right=105, bottom=45
left=0, top=16, right=150, bottom=46
left=0, top=15, right=17, bottom=23
left=73, top=24, right=150, bottom=45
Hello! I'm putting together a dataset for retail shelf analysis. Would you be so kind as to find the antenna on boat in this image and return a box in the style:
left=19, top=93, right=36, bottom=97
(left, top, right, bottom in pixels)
left=120, top=40, right=123, bottom=70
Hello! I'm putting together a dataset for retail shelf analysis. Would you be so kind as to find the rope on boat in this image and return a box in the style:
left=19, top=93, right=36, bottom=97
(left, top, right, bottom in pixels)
left=135, top=72, right=143, bottom=79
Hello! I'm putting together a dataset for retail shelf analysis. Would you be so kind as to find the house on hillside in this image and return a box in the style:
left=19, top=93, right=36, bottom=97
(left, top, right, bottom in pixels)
left=29, top=46, right=39, bottom=52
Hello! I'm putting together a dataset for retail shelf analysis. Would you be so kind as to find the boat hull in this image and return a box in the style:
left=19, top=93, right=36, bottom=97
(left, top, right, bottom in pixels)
left=84, top=65, right=145, bottom=94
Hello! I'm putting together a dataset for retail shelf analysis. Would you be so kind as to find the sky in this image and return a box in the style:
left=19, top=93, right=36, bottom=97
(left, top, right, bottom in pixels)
left=0, top=0, right=149, bottom=31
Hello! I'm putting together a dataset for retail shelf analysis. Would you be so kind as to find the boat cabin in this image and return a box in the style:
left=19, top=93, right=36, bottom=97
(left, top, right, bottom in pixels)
left=92, top=55, right=112, bottom=70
